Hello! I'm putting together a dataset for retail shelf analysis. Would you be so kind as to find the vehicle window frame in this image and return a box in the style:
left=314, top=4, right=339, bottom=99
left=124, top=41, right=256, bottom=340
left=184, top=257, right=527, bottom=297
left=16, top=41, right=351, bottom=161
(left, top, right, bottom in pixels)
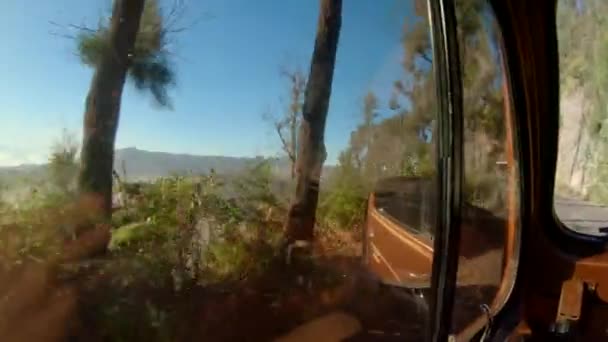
left=491, top=0, right=605, bottom=259
left=426, top=0, right=465, bottom=341
left=541, top=0, right=607, bottom=254
left=462, top=0, right=607, bottom=339
left=451, top=2, right=524, bottom=339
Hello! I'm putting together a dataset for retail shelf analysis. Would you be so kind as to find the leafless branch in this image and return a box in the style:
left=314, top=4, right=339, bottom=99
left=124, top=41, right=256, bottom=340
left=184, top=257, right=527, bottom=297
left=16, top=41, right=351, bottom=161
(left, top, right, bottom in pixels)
left=162, top=1, right=213, bottom=36
left=279, top=65, right=296, bottom=81
left=49, top=20, right=97, bottom=36
left=68, top=23, right=97, bottom=33
left=279, top=66, right=306, bottom=85
left=49, top=30, right=77, bottom=40
left=275, top=122, right=296, bottom=162
left=420, top=51, right=432, bottom=64
left=394, top=80, right=413, bottom=98
left=49, top=0, right=212, bottom=48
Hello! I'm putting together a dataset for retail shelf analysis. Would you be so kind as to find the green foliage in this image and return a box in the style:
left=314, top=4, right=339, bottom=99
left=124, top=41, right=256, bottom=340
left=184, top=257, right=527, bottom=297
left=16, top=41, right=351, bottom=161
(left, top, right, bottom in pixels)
left=76, top=22, right=109, bottom=67
left=318, top=182, right=366, bottom=230
left=233, top=160, right=284, bottom=211
left=0, top=187, right=86, bottom=269
left=109, top=221, right=167, bottom=250
left=48, top=129, right=79, bottom=194
left=317, top=149, right=367, bottom=230
left=76, top=0, right=175, bottom=108
left=0, top=161, right=289, bottom=340
left=104, top=160, right=285, bottom=284
left=204, top=239, right=250, bottom=280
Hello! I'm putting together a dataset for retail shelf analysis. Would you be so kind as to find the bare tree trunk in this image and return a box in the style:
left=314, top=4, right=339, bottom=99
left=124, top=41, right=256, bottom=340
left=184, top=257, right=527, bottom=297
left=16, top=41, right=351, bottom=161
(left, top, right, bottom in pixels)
left=581, top=139, right=598, bottom=197
left=567, top=91, right=588, bottom=187
left=291, top=114, right=298, bottom=180
left=284, top=0, right=342, bottom=243
left=78, top=0, right=146, bottom=218
left=570, top=110, right=587, bottom=186
left=290, top=161, right=297, bottom=180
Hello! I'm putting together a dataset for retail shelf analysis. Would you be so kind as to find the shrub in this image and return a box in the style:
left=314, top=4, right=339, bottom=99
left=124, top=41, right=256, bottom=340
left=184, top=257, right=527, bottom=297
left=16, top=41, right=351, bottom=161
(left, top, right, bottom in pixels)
left=318, top=166, right=367, bottom=231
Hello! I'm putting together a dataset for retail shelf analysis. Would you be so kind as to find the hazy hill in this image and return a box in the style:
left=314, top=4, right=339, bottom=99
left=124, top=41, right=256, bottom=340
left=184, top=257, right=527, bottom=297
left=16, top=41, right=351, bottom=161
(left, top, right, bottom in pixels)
left=114, top=147, right=276, bottom=181
left=0, top=147, right=334, bottom=186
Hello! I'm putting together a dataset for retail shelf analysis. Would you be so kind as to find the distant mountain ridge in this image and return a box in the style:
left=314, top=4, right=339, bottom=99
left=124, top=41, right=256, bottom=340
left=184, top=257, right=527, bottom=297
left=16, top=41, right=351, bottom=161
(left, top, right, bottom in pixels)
left=0, top=147, right=334, bottom=183
left=113, top=147, right=276, bottom=180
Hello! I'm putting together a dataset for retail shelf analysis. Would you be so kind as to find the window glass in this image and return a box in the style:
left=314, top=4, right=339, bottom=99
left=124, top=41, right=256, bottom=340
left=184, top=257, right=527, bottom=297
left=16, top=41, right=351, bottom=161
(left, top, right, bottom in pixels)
left=555, top=0, right=608, bottom=235
left=358, top=0, right=438, bottom=338
left=0, top=0, right=442, bottom=340
left=450, top=0, right=520, bottom=335
left=373, top=177, right=436, bottom=236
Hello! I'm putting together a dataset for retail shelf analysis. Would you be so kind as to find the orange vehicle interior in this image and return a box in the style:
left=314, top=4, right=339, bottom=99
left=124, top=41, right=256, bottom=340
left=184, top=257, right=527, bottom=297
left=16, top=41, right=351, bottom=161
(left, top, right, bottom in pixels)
left=478, top=1, right=608, bottom=340
left=361, top=1, right=608, bottom=341
left=365, top=187, right=505, bottom=289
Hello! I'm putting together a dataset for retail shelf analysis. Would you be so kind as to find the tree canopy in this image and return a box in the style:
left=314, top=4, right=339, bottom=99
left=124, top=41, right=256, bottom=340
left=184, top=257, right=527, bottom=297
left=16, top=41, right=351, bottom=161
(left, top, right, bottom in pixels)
left=76, top=0, right=176, bottom=108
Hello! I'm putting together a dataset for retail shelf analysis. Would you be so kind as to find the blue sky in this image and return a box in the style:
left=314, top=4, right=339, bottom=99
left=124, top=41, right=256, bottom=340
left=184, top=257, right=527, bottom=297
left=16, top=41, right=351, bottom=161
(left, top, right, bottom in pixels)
left=0, top=0, right=414, bottom=166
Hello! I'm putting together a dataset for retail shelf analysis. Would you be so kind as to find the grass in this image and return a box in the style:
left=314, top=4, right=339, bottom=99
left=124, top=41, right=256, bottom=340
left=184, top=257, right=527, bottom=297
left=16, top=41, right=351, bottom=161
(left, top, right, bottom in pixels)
left=110, top=221, right=158, bottom=248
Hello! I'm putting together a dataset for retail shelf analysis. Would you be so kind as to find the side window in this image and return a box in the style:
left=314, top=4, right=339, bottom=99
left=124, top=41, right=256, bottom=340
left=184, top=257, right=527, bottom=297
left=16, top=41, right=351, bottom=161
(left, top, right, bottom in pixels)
left=555, top=0, right=608, bottom=235
left=450, top=0, right=520, bottom=335
left=357, top=0, right=438, bottom=339
left=373, top=177, right=436, bottom=236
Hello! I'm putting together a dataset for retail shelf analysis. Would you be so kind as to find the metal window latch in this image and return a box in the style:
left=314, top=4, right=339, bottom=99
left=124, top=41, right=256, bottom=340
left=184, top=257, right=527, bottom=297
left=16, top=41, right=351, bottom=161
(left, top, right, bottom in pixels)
left=550, top=279, right=584, bottom=336
left=479, top=303, right=494, bottom=341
